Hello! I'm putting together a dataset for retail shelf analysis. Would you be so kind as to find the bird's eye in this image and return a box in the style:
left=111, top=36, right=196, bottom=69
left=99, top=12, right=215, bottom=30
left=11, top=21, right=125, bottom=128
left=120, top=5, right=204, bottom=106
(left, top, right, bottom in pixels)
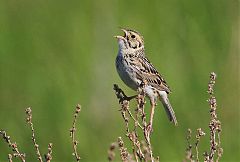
left=131, top=35, right=135, bottom=38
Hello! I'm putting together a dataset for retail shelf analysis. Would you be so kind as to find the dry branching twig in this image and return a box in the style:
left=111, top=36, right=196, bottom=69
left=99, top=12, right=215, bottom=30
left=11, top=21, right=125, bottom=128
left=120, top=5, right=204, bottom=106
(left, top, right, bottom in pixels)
left=70, top=104, right=82, bottom=161
left=0, top=130, right=26, bottom=162
left=8, top=154, right=13, bottom=162
left=204, top=72, right=223, bottom=162
left=184, top=128, right=205, bottom=162
left=113, top=84, right=158, bottom=162
left=118, top=137, right=133, bottom=161
left=1, top=108, right=53, bottom=161
left=25, top=107, right=43, bottom=162
left=0, top=72, right=223, bottom=162
left=108, top=142, right=117, bottom=161
left=184, top=72, right=223, bottom=162
left=195, top=128, right=206, bottom=162
left=184, top=129, right=194, bottom=162
left=44, top=143, right=53, bottom=162
left=137, top=86, right=154, bottom=161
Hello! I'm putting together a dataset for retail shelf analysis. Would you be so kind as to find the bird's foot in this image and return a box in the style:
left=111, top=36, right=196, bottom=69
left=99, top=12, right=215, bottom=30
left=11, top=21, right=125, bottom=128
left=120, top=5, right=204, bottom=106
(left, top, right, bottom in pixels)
left=146, top=123, right=153, bottom=133
left=126, top=95, right=137, bottom=101
left=113, top=84, right=137, bottom=103
left=144, top=123, right=153, bottom=144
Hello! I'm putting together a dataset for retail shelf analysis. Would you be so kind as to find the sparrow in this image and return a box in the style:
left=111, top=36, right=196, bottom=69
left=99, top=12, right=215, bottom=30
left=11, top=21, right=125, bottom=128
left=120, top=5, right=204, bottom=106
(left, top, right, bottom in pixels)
left=115, top=28, right=178, bottom=129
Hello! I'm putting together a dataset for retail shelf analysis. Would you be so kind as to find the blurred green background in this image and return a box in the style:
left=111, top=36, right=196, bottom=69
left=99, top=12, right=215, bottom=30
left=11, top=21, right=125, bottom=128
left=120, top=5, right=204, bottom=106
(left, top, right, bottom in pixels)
left=0, top=0, right=239, bottom=161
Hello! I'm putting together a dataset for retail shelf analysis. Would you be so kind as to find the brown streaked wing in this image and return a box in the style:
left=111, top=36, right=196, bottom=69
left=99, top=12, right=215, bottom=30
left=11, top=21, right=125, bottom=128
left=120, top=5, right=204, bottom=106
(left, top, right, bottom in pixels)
left=129, top=56, right=171, bottom=93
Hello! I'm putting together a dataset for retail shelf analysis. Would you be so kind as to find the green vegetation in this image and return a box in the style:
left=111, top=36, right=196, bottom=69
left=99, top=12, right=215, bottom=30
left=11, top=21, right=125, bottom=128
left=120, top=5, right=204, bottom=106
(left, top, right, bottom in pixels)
left=0, top=0, right=238, bottom=161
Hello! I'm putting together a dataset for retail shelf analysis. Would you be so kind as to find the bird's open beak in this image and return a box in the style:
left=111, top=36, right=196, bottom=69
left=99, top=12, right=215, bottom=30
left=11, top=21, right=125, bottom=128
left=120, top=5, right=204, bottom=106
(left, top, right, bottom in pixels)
left=114, top=28, right=128, bottom=40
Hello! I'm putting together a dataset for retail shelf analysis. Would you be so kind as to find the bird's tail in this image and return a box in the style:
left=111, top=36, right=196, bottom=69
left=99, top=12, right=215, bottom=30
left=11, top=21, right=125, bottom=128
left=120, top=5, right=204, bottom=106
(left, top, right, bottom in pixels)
left=158, top=91, right=178, bottom=126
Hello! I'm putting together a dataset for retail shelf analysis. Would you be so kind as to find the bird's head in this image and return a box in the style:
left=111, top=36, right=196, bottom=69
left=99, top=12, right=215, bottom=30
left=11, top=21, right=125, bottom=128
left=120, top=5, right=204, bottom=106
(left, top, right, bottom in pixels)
left=115, top=28, right=144, bottom=51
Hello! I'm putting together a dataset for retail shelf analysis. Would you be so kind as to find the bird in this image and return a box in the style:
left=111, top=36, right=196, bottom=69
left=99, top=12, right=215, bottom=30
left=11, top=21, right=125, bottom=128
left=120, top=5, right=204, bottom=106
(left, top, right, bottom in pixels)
left=114, top=28, right=178, bottom=130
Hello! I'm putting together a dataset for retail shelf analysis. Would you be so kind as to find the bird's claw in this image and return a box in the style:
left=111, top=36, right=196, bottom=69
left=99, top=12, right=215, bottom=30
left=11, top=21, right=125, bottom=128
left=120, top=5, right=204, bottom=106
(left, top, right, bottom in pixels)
left=144, top=123, right=153, bottom=144
left=146, top=123, right=153, bottom=133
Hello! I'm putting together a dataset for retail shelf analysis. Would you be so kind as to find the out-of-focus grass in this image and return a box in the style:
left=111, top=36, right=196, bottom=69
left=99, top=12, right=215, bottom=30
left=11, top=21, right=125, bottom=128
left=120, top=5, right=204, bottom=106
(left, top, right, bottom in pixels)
left=0, top=0, right=239, bottom=161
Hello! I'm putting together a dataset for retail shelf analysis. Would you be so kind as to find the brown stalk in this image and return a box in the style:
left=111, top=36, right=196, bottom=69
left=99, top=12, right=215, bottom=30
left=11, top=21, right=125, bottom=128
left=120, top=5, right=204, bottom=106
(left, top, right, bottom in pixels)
left=25, top=107, right=43, bottom=162
left=44, top=143, right=53, bottom=162
left=205, top=72, right=223, bottom=161
left=113, top=84, right=158, bottom=162
left=0, top=130, right=25, bottom=162
left=69, top=104, right=82, bottom=161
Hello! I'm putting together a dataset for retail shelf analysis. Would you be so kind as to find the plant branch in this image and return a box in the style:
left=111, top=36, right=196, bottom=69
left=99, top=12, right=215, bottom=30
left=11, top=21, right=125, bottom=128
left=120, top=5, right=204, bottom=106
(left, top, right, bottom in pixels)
left=70, top=104, right=82, bottom=161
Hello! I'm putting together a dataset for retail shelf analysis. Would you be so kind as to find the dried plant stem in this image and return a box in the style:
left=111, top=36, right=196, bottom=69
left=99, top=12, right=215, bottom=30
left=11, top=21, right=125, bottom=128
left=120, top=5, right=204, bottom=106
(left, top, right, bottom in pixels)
left=0, top=130, right=25, bottom=162
left=206, top=72, right=223, bottom=161
left=184, top=127, right=205, bottom=162
left=25, top=107, right=43, bottom=162
left=127, top=108, right=143, bottom=130
left=127, top=131, right=144, bottom=160
left=216, top=134, right=223, bottom=162
left=113, top=84, right=158, bottom=162
left=137, top=87, right=154, bottom=162
left=108, top=142, right=117, bottom=161
left=8, top=154, right=13, bottom=162
left=184, top=72, right=223, bottom=162
left=195, top=128, right=206, bottom=162
left=44, top=143, right=53, bottom=162
left=69, top=104, right=81, bottom=161
left=147, top=144, right=154, bottom=162
left=114, top=84, right=143, bottom=130
left=184, top=129, right=194, bottom=162
left=118, top=137, right=132, bottom=161
left=114, top=84, right=146, bottom=160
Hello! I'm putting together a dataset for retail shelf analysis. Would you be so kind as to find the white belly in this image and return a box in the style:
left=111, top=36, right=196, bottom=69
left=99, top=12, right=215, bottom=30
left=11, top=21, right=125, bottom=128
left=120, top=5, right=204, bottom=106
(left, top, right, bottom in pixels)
left=115, top=54, right=139, bottom=90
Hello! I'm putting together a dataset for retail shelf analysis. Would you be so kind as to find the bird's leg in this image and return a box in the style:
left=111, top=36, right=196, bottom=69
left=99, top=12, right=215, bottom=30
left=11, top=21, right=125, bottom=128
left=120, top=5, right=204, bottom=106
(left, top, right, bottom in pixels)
left=149, top=101, right=155, bottom=130
left=144, top=98, right=156, bottom=144
left=147, top=99, right=156, bottom=133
